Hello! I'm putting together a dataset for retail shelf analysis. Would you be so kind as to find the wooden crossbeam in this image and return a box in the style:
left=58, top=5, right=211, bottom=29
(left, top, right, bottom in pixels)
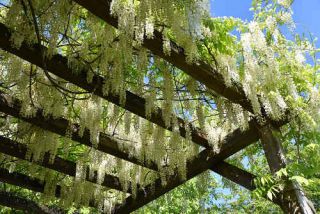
left=72, top=0, right=253, bottom=113
left=211, top=161, right=256, bottom=191
left=0, top=190, right=65, bottom=214
left=0, top=168, right=99, bottom=208
left=0, top=22, right=210, bottom=149
left=0, top=135, right=133, bottom=193
left=0, top=91, right=158, bottom=171
left=113, top=120, right=261, bottom=213
left=0, top=168, right=54, bottom=195
left=211, top=162, right=282, bottom=206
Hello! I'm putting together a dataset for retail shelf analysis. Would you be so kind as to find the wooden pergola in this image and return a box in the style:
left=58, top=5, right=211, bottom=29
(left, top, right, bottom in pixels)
left=0, top=1, right=316, bottom=213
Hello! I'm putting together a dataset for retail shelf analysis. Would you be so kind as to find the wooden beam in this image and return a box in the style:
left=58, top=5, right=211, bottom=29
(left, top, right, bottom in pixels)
left=113, top=119, right=261, bottom=213
left=0, top=168, right=52, bottom=195
left=211, top=162, right=283, bottom=206
left=0, top=168, right=99, bottom=208
left=0, top=190, right=65, bottom=214
left=0, top=91, right=158, bottom=171
left=0, top=135, right=133, bottom=193
left=0, top=22, right=210, bottom=149
left=72, top=0, right=253, bottom=113
left=211, top=161, right=256, bottom=191
left=257, top=124, right=316, bottom=214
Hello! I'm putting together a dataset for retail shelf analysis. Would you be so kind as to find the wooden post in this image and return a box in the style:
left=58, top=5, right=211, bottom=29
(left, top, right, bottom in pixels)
left=258, top=124, right=315, bottom=214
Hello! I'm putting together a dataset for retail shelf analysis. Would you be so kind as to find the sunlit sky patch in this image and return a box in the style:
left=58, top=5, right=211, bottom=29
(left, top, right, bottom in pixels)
left=211, top=0, right=320, bottom=48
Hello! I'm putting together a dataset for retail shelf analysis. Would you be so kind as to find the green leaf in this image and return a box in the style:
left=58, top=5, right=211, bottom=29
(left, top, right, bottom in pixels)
left=291, top=176, right=309, bottom=186
left=267, top=191, right=273, bottom=200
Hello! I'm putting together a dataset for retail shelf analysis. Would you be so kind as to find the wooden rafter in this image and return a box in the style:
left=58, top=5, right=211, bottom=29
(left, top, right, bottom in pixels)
left=0, top=135, right=132, bottom=193
left=73, top=0, right=253, bottom=113
left=0, top=168, right=99, bottom=208
left=0, top=91, right=158, bottom=171
left=0, top=168, right=55, bottom=195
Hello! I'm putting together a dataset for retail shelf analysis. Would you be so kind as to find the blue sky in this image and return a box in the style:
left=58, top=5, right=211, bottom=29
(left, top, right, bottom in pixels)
left=211, top=0, right=320, bottom=48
